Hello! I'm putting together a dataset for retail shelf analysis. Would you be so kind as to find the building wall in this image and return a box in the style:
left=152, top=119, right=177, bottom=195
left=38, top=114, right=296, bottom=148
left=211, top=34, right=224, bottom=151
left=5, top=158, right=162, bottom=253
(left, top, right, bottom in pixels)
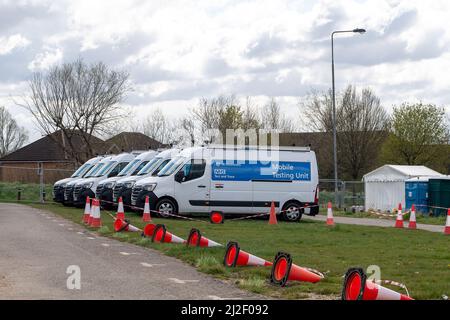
left=0, top=161, right=76, bottom=184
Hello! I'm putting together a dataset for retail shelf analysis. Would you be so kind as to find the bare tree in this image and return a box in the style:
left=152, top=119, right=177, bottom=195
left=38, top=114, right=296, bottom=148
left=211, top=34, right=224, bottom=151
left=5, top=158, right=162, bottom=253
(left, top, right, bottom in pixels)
left=261, top=98, right=295, bottom=132
left=0, top=106, right=28, bottom=157
left=242, top=97, right=262, bottom=131
left=301, top=90, right=334, bottom=132
left=140, top=107, right=175, bottom=144
left=302, top=85, right=389, bottom=180
left=177, top=114, right=197, bottom=146
left=18, top=59, right=131, bottom=163
left=191, top=95, right=234, bottom=140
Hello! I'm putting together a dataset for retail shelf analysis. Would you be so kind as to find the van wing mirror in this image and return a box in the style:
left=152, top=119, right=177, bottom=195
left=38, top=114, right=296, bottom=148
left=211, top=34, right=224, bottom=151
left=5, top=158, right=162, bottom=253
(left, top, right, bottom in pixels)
left=175, top=171, right=185, bottom=183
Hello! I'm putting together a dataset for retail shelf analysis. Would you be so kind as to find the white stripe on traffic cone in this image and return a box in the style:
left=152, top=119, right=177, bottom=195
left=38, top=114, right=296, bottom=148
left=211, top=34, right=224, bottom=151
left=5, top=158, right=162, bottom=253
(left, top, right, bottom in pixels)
left=408, top=204, right=417, bottom=229
left=326, top=202, right=334, bottom=226
left=395, top=203, right=404, bottom=228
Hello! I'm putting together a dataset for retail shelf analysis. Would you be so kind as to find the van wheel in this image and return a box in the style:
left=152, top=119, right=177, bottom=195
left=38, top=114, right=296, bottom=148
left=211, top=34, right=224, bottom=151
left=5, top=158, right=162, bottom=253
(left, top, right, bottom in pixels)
left=282, top=202, right=303, bottom=222
left=156, top=199, right=177, bottom=218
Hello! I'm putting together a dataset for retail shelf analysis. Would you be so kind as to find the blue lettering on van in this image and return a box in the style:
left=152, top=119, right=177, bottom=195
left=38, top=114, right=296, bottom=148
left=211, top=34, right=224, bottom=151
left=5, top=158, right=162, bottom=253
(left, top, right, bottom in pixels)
left=211, top=161, right=311, bottom=181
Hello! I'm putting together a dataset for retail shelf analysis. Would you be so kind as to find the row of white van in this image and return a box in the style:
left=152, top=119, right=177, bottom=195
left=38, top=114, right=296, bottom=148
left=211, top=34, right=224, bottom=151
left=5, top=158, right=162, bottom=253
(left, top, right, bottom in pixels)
left=53, top=145, right=320, bottom=221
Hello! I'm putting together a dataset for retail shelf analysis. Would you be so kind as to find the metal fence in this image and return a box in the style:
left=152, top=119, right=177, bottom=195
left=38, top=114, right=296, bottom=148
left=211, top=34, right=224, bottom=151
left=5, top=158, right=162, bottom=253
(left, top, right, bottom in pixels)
left=0, top=165, right=75, bottom=203
left=318, top=179, right=364, bottom=210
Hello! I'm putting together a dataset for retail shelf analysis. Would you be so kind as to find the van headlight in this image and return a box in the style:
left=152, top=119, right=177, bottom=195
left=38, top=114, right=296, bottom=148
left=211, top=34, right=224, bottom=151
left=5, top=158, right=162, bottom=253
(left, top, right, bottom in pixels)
left=104, top=182, right=116, bottom=189
left=143, top=183, right=157, bottom=192
left=124, top=181, right=135, bottom=188
left=83, top=182, right=94, bottom=189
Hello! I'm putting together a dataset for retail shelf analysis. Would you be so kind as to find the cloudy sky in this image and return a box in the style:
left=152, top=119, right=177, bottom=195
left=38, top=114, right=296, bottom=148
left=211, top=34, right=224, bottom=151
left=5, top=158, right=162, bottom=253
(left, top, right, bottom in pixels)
left=1, top=0, right=450, bottom=142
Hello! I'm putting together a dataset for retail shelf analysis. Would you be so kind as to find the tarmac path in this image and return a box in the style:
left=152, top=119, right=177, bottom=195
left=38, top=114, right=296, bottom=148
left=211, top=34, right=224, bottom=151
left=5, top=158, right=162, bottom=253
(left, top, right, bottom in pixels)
left=306, top=214, right=444, bottom=233
left=0, top=203, right=261, bottom=300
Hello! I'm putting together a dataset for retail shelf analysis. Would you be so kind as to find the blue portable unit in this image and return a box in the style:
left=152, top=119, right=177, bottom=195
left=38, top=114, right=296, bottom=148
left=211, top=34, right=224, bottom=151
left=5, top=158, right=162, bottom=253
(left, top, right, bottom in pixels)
left=405, top=177, right=430, bottom=214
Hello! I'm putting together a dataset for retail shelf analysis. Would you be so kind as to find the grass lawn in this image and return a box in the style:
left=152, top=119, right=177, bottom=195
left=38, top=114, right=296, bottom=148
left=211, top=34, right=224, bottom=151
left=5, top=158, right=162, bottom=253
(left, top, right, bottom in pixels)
left=28, top=202, right=450, bottom=300
left=0, top=182, right=53, bottom=203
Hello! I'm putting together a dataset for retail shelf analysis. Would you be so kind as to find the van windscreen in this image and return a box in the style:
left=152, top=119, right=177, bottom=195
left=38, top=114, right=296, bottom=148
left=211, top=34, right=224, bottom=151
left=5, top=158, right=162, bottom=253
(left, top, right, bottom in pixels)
left=157, top=156, right=186, bottom=176
left=131, top=161, right=149, bottom=175
left=85, top=163, right=104, bottom=177
left=118, top=159, right=140, bottom=177
left=95, top=161, right=116, bottom=177
left=71, top=163, right=92, bottom=178
left=137, top=157, right=161, bottom=175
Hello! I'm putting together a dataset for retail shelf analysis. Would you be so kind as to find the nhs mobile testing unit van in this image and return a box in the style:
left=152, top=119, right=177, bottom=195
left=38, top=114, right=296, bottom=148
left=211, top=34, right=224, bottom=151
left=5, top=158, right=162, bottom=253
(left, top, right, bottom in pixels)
left=131, top=145, right=319, bottom=222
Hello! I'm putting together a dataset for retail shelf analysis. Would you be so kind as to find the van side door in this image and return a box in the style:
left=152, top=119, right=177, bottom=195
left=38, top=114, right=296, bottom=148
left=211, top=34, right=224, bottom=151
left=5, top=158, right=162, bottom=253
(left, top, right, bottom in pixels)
left=174, top=159, right=210, bottom=213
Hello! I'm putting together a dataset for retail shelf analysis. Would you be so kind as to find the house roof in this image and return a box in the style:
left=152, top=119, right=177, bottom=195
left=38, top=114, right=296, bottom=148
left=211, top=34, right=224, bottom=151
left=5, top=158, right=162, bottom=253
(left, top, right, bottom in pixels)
left=0, top=131, right=165, bottom=163
left=363, top=165, right=442, bottom=182
left=0, top=131, right=104, bottom=162
left=105, top=132, right=166, bottom=152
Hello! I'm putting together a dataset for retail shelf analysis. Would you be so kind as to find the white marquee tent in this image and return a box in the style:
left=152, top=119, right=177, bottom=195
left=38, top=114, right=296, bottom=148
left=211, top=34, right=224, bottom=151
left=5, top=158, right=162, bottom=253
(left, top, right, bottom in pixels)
left=363, top=165, right=442, bottom=212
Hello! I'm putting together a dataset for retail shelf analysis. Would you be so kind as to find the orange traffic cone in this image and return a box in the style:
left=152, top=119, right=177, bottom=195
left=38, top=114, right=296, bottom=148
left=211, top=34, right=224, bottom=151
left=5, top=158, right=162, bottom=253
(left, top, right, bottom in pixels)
left=342, top=268, right=413, bottom=300
left=210, top=211, right=224, bottom=224
left=152, top=224, right=185, bottom=244
left=87, top=199, right=95, bottom=226
left=82, top=196, right=91, bottom=224
left=113, top=219, right=141, bottom=232
left=408, top=204, right=417, bottom=229
left=142, top=196, right=152, bottom=222
left=90, top=199, right=102, bottom=228
left=187, top=228, right=222, bottom=247
left=268, top=201, right=277, bottom=225
left=326, top=201, right=335, bottom=226
left=142, top=223, right=157, bottom=238
left=116, top=197, right=125, bottom=221
left=224, top=242, right=272, bottom=267
left=395, top=203, right=404, bottom=228
left=270, top=252, right=324, bottom=287
left=444, top=208, right=450, bottom=235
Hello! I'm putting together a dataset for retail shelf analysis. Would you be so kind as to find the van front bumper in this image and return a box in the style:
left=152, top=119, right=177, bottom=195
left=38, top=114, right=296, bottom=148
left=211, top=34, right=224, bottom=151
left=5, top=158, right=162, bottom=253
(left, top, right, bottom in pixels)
left=113, top=185, right=132, bottom=207
left=130, top=189, right=158, bottom=211
left=73, top=187, right=95, bottom=207
left=53, top=185, right=65, bottom=202
left=97, top=187, right=114, bottom=208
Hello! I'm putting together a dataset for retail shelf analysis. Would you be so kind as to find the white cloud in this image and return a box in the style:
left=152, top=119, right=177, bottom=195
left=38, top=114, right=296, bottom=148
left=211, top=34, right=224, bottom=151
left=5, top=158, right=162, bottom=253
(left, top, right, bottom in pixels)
left=0, top=34, right=30, bottom=55
left=0, top=0, right=450, bottom=143
left=28, top=47, right=63, bottom=71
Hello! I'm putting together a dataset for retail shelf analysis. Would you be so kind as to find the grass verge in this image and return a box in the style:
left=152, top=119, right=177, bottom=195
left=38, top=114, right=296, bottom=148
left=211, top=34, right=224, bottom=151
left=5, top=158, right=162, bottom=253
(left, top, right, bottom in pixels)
left=28, top=202, right=450, bottom=300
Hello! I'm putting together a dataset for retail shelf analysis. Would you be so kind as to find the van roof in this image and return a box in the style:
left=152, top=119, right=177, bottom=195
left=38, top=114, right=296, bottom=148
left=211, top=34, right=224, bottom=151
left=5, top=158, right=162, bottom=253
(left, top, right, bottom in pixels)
left=111, top=153, right=135, bottom=162
left=156, top=148, right=181, bottom=158
left=207, top=145, right=311, bottom=152
left=135, top=150, right=158, bottom=160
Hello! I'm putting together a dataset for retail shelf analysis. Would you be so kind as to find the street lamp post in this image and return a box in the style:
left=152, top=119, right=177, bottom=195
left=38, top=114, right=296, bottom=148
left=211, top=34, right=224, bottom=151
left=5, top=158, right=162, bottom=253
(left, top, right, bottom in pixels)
left=331, top=28, right=366, bottom=207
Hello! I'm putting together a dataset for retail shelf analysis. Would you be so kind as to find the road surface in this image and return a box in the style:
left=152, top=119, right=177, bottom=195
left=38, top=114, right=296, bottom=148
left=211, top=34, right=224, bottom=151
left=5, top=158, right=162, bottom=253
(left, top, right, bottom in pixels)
left=0, top=203, right=260, bottom=300
left=306, top=214, right=444, bottom=233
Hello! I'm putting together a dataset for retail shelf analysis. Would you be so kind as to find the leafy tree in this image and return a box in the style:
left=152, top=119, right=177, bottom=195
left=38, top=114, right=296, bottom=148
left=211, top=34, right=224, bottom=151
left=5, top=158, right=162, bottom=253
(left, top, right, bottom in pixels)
left=381, top=102, right=449, bottom=168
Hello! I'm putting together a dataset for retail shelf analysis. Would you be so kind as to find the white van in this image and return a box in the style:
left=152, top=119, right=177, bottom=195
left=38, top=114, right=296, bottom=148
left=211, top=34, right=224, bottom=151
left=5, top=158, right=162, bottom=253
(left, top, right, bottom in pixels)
left=62, top=157, right=109, bottom=206
left=53, top=155, right=104, bottom=203
left=131, top=145, right=319, bottom=221
left=116, top=148, right=180, bottom=208
left=96, top=150, right=159, bottom=208
left=72, top=153, right=135, bottom=207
